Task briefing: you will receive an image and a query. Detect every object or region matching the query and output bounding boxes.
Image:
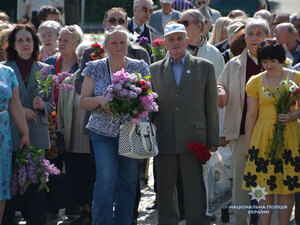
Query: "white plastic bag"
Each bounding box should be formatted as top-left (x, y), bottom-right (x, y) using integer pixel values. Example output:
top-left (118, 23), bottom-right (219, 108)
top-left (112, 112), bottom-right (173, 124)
top-left (202, 151), bottom-right (232, 216)
top-left (217, 145), bottom-right (232, 179)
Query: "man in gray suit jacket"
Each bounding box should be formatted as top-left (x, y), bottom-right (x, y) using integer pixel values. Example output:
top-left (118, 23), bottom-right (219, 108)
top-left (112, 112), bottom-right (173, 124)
top-left (150, 22), bottom-right (219, 225)
top-left (149, 0), bottom-right (181, 35)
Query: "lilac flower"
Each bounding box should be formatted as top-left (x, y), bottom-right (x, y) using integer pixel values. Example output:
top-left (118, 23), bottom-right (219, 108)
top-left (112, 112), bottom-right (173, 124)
top-left (152, 92), bottom-right (158, 99)
top-left (18, 165), bottom-right (27, 187)
top-left (140, 95), bottom-right (154, 105)
top-left (131, 118), bottom-right (141, 124)
top-left (128, 91), bottom-right (138, 99)
top-left (27, 160), bottom-right (38, 184)
top-left (133, 87), bottom-right (142, 94)
top-left (39, 65), bottom-right (54, 76)
top-left (146, 81), bottom-right (151, 88)
top-left (139, 36), bottom-right (150, 45)
top-left (115, 84), bottom-right (123, 91)
top-left (121, 89), bottom-right (129, 97)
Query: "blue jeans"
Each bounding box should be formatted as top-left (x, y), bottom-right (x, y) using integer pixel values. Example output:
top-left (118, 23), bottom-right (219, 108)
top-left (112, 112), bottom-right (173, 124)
top-left (90, 131), bottom-right (139, 225)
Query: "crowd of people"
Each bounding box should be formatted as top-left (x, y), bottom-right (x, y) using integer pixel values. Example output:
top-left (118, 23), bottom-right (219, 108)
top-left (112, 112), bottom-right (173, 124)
top-left (0, 0), bottom-right (300, 225)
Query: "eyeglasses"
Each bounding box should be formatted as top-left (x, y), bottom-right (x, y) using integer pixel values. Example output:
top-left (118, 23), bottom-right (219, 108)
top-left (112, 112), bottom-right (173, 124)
top-left (141, 6), bottom-right (153, 14)
top-left (258, 39), bottom-right (278, 48)
top-left (177, 20), bottom-right (197, 27)
top-left (107, 17), bottom-right (126, 25)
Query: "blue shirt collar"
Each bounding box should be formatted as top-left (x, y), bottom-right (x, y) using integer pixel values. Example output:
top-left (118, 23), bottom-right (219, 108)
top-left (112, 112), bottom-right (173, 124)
top-left (170, 52), bottom-right (188, 65)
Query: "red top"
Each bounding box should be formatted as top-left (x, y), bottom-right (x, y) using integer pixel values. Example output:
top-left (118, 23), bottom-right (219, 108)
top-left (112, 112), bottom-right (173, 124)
top-left (16, 56), bottom-right (34, 87)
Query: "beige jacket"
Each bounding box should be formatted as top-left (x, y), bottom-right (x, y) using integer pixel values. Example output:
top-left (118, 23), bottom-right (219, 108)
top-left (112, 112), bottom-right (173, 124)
top-left (217, 49), bottom-right (248, 141)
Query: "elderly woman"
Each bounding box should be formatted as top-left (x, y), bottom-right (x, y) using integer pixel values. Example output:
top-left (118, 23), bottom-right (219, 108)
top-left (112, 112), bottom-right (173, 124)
top-left (2, 24), bottom-right (54, 225)
top-left (217, 18), bottom-right (270, 225)
top-left (0, 64), bottom-right (29, 223)
top-left (38, 20), bottom-right (61, 62)
top-left (80, 25), bottom-right (150, 225)
top-left (57, 41), bottom-right (95, 225)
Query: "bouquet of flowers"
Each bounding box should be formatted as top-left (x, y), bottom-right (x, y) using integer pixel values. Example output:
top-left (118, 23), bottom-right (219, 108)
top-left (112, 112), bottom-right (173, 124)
top-left (10, 145), bottom-right (61, 196)
top-left (152, 38), bottom-right (166, 62)
top-left (104, 69), bottom-right (159, 124)
top-left (262, 76), bottom-right (300, 159)
top-left (188, 142), bottom-right (211, 164)
top-left (89, 43), bottom-right (104, 60)
top-left (34, 65), bottom-right (74, 98)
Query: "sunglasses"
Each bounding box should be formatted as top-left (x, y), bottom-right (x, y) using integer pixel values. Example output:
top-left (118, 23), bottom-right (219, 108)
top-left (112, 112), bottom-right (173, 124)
top-left (178, 20), bottom-right (197, 27)
top-left (141, 6), bottom-right (153, 14)
top-left (67, 25), bottom-right (76, 32)
top-left (258, 39), bottom-right (278, 48)
top-left (107, 17), bottom-right (126, 25)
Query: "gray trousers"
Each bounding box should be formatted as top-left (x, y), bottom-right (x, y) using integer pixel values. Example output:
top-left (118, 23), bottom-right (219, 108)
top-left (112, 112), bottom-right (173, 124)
top-left (156, 153), bottom-right (209, 225)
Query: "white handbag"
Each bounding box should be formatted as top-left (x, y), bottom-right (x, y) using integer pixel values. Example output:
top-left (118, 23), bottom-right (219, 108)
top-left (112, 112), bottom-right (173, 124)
top-left (118, 121), bottom-right (159, 159)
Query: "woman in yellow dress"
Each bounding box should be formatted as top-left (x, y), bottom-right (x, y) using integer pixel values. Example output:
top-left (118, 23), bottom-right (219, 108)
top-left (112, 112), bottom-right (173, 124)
top-left (242, 39), bottom-right (300, 225)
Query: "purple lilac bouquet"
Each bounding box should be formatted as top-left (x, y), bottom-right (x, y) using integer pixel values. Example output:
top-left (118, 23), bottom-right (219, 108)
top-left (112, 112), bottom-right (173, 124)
top-left (104, 69), bottom-right (159, 124)
top-left (10, 145), bottom-right (60, 196)
top-left (35, 65), bottom-right (74, 97)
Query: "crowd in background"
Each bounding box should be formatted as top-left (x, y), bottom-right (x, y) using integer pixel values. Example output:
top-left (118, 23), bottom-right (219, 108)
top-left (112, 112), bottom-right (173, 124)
top-left (0, 0), bottom-right (300, 225)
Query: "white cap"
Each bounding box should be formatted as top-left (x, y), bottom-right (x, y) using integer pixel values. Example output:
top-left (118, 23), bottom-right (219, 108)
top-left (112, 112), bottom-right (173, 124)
top-left (164, 23), bottom-right (187, 36)
top-left (160, 0), bottom-right (172, 3)
top-left (227, 22), bottom-right (245, 42)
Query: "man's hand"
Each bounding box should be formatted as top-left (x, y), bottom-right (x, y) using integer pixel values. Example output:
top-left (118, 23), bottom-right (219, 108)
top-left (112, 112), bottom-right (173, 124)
top-left (217, 86), bottom-right (227, 108)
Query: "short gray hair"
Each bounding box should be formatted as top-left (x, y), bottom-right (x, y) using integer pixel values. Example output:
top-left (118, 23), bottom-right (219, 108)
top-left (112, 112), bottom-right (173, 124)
top-left (104, 25), bottom-right (129, 47)
top-left (245, 18), bottom-right (270, 36)
top-left (75, 41), bottom-right (93, 58)
top-left (59, 24), bottom-right (84, 45)
top-left (180, 9), bottom-right (205, 33)
top-left (290, 13), bottom-right (300, 24)
top-left (133, 0), bottom-right (153, 7)
top-left (274, 22), bottom-right (296, 35)
top-left (38, 20), bottom-right (62, 38)
top-left (253, 10), bottom-right (272, 23)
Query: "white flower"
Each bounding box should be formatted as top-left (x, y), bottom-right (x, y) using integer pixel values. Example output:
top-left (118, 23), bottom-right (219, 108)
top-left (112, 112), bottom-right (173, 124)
top-left (262, 87), bottom-right (272, 98)
top-left (280, 80), bottom-right (287, 86)
top-left (289, 84), bottom-right (298, 92)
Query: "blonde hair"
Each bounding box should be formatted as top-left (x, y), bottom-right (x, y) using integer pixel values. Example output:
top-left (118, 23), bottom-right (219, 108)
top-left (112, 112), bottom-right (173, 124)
top-left (0, 28), bottom-right (13, 49)
top-left (208, 17), bottom-right (232, 45)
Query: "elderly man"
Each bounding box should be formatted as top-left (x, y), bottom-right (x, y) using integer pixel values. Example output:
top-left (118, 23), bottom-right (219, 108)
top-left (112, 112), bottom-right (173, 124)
top-left (290, 13), bottom-right (300, 41)
top-left (217, 18), bottom-right (270, 225)
top-left (150, 22), bottom-right (219, 225)
top-left (194, 0), bottom-right (221, 25)
top-left (275, 22), bottom-right (300, 66)
top-left (149, 0), bottom-right (181, 35)
top-left (128, 0), bottom-right (159, 42)
top-left (180, 9), bottom-right (225, 80)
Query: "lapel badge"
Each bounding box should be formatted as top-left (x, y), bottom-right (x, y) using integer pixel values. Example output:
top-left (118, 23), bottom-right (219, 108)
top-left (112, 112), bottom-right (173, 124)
top-left (186, 70), bottom-right (191, 74)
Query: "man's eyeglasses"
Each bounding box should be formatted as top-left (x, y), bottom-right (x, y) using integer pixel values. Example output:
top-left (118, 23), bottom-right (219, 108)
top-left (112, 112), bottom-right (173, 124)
top-left (141, 6), bottom-right (153, 14)
top-left (258, 39), bottom-right (278, 48)
top-left (178, 20), bottom-right (197, 27)
top-left (107, 17), bottom-right (126, 25)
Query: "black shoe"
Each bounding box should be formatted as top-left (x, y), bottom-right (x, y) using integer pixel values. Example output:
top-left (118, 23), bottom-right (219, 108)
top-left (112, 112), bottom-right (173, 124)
top-left (70, 210), bottom-right (91, 225)
top-left (146, 201), bottom-right (157, 210)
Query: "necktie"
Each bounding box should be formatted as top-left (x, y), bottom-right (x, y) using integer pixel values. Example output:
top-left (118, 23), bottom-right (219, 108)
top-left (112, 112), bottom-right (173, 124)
top-left (134, 27), bottom-right (141, 35)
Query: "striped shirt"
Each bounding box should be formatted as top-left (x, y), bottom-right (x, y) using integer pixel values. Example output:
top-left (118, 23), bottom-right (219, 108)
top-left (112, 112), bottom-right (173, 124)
top-left (172, 0), bottom-right (195, 12)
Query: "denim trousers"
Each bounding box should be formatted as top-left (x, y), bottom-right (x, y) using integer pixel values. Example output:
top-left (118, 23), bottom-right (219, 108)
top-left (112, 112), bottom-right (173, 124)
top-left (90, 131), bottom-right (139, 225)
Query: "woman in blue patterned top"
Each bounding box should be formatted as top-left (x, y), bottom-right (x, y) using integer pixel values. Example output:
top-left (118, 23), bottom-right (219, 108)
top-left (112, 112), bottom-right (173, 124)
top-left (80, 26), bottom-right (150, 225)
top-left (0, 64), bottom-right (29, 223)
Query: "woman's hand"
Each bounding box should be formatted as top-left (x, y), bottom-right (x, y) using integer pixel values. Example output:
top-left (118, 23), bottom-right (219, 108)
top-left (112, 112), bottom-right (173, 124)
top-left (19, 133), bottom-right (30, 149)
top-left (278, 113), bottom-right (292, 125)
top-left (32, 96), bottom-right (44, 110)
top-left (98, 96), bottom-right (111, 113)
top-left (23, 107), bottom-right (37, 121)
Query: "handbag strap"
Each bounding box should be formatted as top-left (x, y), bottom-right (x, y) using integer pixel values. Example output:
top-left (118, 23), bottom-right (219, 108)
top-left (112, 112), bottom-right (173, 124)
top-left (56, 54), bottom-right (61, 74)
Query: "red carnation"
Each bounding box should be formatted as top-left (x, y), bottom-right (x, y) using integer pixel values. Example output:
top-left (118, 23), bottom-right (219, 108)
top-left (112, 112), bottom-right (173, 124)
top-left (141, 87), bottom-right (148, 93)
top-left (188, 142), bottom-right (211, 164)
top-left (92, 43), bottom-right (101, 48)
top-left (139, 80), bottom-right (146, 86)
